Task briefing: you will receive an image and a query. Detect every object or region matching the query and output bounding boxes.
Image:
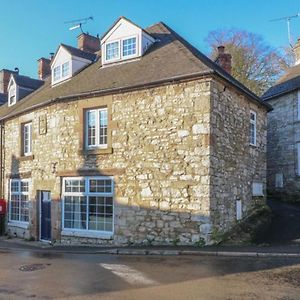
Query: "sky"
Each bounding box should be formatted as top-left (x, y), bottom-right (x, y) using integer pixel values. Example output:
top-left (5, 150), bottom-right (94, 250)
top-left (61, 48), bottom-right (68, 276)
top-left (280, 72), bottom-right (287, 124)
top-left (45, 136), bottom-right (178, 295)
top-left (1, 0), bottom-right (300, 79)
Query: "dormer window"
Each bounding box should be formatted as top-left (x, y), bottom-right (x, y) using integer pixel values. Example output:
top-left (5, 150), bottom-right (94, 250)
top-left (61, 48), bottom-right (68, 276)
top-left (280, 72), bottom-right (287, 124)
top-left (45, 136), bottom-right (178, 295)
top-left (106, 41), bottom-right (120, 61)
top-left (53, 66), bottom-right (61, 82)
top-left (51, 44), bottom-right (96, 86)
top-left (62, 62), bottom-right (70, 77)
top-left (9, 86), bottom-right (16, 106)
top-left (123, 37), bottom-right (137, 57)
top-left (101, 17), bottom-right (155, 66)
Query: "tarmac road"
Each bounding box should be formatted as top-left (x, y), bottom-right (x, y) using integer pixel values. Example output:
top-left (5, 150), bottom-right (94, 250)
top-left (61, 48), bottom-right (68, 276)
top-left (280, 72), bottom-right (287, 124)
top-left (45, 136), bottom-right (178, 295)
top-left (0, 249), bottom-right (300, 299)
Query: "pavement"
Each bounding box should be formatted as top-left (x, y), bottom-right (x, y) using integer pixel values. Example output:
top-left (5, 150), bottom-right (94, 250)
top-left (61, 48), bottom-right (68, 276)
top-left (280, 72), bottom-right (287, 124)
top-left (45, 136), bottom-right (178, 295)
top-left (1, 199), bottom-right (300, 258)
top-left (1, 236), bottom-right (300, 257)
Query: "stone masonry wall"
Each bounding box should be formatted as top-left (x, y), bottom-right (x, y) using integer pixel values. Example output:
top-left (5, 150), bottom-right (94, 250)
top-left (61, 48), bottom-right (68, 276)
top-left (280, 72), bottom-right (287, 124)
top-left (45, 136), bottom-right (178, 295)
top-left (4, 78), bottom-right (213, 245)
top-left (209, 80), bottom-right (267, 232)
top-left (267, 91), bottom-right (300, 201)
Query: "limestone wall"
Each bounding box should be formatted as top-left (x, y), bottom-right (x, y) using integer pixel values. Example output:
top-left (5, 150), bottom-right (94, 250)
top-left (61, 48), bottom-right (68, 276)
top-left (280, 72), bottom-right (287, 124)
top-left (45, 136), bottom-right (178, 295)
top-left (267, 91), bottom-right (300, 201)
top-left (209, 80), bottom-right (267, 232)
top-left (4, 79), bottom-right (213, 245)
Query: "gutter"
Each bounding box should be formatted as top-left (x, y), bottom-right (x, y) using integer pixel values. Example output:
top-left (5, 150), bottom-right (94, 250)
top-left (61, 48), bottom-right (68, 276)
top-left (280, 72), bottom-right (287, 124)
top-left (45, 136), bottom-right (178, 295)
top-left (0, 70), bottom-right (271, 121)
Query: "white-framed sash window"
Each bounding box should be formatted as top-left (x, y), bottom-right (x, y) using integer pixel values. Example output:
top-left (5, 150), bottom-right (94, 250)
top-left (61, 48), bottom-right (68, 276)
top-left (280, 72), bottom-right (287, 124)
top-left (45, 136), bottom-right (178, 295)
top-left (250, 110), bottom-right (257, 146)
top-left (86, 108), bottom-right (108, 149)
top-left (23, 122), bottom-right (32, 156)
top-left (9, 179), bottom-right (30, 223)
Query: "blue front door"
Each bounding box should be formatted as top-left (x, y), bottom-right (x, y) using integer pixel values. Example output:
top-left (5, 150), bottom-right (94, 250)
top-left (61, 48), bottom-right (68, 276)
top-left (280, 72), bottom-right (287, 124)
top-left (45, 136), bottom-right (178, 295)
top-left (40, 191), bottom-right (51, 241)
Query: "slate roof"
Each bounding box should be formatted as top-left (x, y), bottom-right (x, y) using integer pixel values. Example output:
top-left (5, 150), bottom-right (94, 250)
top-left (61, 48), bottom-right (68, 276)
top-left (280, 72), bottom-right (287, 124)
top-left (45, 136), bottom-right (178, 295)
top-left (12, 74), bottom-right (44, 90)
top-left (61, 44), bottom-right (97, 61)
top-left (0, 93), bottom-right (7, 105)
top-left (0, 22), bottom-right (271, 121)
top-left (263, 64), bottom-right (300, 100)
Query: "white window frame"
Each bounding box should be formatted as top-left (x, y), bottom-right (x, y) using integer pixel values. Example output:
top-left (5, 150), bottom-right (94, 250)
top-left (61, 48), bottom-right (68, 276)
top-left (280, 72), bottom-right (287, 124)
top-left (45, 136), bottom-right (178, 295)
top-left (61, 176), bottom-right (114, 237)
top-left (85, 107), bottom-right (108, 149)
top-left (62, 61), bottom-right (70, 78)
top-left (122, 36), bottom-right (137, 58)
top-left (53, 65), bottom-right (61, 82)
top-left (23, 122), bottom-right (32, 156)
top-left (104, 35), bottom-right (139, 64)
top-left (250, 110), bottom-right (257, 146)
top-left (8, 86), bottom-right (17, 106)
top-left (105, 40), bottom-right (120, 62)
top-left (8, 179), bottom-right (30, 225)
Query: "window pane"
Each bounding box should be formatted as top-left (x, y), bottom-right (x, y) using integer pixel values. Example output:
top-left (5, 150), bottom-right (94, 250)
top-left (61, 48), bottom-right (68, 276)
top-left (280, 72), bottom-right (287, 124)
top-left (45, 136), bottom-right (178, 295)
top-left (11, 181), bottom-right (19, 193)
top-left (89, 179), bottom-right (112, 193)
top-left (65, 179), bottom-right (85, 193)
top-left (88, 196), bottom-right (113, 232)
top-left (62, 62), bottom-right (69, 77)
top-left (53, 66), bottom-right (60, 81)
top-left (123, 37), bottom-right (136, 57)
top-left (23, 123), bottom-right (32, 155)
top-left (99, 109), bottom-right (108, 146)
top-left (21, 181), bottom-right (29, 193)
top-left (10, 194), bottom-right (19, 221)
top-left (20, 195), bottom-right (29, 222)
top-left (64, 196), bottom-right (87, 229)
top-left (87, 110), bottom-right (96, 146)
top-left (106, 41), bottom-right (119, 60)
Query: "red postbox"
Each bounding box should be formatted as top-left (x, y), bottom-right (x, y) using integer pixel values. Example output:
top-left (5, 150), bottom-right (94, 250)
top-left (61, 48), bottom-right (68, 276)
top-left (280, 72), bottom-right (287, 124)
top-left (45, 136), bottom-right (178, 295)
top-left (0, 199), bottom-right (6, 215)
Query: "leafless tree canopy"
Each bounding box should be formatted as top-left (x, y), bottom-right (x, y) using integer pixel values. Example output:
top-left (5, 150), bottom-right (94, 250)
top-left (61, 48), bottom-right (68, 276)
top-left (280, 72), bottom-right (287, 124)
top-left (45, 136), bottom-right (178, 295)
top-left (206, 29), bottom-right (293, 96)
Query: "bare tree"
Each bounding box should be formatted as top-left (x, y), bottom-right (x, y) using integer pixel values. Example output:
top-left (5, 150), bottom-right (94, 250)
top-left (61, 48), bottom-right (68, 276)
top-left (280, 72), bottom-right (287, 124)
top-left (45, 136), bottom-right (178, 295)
top-left (206, 29), bottom-right (292, 96)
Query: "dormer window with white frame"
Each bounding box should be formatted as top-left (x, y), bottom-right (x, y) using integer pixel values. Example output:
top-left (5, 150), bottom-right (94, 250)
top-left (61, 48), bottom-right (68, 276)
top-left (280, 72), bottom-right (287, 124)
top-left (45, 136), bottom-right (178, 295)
top-left (8, 86), bottom-right (16, 106)
top-left (101, 17), bottom-right (155, 66)
top-left (51, 44), bottom-right (96, 86)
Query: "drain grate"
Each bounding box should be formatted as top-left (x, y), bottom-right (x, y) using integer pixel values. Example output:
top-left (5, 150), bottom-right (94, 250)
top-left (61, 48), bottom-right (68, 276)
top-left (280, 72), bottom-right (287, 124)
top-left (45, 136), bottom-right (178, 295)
top-left (19, 263), bottom-right (50, 272)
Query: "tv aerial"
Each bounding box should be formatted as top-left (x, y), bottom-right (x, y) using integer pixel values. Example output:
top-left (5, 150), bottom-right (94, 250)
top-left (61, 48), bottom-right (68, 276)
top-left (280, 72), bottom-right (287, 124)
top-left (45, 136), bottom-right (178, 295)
top-left (64, 16), bottom-right (94, 33)
top-left (270, 13), bottom-right (300, 47)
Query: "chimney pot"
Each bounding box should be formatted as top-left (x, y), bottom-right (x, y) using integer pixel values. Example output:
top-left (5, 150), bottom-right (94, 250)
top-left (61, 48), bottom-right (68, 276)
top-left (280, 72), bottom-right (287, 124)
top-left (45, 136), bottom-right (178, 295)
top-left (215, 45), bottom-right (232, 74)
top-left (77, 33), bottom-right (100, 53)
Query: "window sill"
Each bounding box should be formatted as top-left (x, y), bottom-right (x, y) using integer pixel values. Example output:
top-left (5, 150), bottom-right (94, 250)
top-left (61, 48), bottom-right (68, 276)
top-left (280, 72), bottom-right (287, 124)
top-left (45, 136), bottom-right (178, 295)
top-left (79, 148), bottom-right (113, 156)
top-left (19, 155), bottom-right (34, 162)
top-left (61, 229), bottom-right (113, 239)
top-left (8, 222), bottom-right (29, 229)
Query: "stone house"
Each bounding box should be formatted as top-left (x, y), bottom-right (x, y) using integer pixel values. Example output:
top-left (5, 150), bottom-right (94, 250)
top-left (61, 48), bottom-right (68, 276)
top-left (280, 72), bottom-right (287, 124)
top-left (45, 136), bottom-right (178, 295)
top-left (0, 17), bottom-right (270, 245)
top-left (263, 39), bottom-right (300, 202)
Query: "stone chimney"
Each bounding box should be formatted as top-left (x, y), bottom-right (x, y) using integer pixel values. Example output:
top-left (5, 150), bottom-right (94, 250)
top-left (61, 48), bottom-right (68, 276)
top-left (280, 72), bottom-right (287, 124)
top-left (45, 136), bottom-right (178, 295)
top-left (37, 57), bottom-right (51, 80)
top-left (293, 38), bottom-right (300, 65)
top-left (0, 69), bottom-right (17, 94)
top-left (77, 33), bottom-right (100, 53)
top-left (215, 45), bottom-right (232, 74)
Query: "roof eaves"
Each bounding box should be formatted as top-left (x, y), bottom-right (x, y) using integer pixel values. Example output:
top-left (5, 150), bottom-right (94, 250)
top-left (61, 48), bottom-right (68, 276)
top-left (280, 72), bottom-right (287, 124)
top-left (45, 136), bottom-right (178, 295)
top-left (0, 71), bottom-right (214, 122)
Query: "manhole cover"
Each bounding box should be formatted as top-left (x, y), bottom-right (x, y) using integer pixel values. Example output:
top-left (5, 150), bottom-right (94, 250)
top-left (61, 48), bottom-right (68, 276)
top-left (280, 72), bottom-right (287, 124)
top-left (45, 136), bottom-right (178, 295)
top-left (19, 264), bottom-right (48, 272)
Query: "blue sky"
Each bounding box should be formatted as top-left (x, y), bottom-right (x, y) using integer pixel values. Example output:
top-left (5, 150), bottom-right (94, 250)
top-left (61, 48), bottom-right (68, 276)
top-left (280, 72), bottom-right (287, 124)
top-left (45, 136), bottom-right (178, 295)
top-left (1, 0), bottom-right (300, 78)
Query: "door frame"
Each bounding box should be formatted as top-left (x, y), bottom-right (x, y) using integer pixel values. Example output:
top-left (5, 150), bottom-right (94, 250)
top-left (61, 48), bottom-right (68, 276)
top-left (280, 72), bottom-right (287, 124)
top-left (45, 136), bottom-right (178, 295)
top-left (39, 190), bottom-right (51, 242)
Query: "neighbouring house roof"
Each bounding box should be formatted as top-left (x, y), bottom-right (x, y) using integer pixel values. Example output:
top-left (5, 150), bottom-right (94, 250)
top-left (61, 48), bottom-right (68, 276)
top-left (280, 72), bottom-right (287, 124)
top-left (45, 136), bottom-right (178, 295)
top-left (262, 64), bottom-right (300, 100)
top-left (0, 93), bottom-right (7, 105)
top-left (0, 21), bottom-right (271, 121)
top-left (60, 44), bottom-right (97, 61)
top-left (12, 74), bottom-right (44, 90)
